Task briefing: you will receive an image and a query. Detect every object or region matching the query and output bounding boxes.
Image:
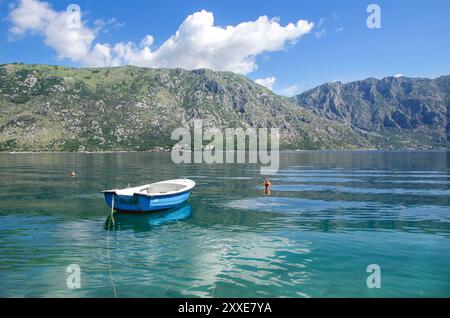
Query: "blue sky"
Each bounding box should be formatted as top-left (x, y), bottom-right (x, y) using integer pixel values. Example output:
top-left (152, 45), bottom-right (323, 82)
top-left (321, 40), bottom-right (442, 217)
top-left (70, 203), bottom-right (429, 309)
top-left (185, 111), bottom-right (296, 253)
top-left (1, 0), bottom-right (449, 94)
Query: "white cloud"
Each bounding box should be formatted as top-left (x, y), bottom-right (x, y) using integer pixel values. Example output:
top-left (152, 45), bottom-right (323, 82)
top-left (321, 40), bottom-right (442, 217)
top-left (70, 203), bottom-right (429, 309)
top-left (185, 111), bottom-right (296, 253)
top-left (9, 0), bottom-right (53, 35)
top-left (315, 29), bottom-right (327, 39)
top-left (278, 84), bottom-right (301, 97)
top-left (8, 0), bottom-right (314, 74)
top-left (314, 15), bottom-right (344, 40)
top-left (278, 84), bottom-right (302, 97)
top-left (317, 18), bottom-right (325, 28)
top-left (139, 35), bottom-right (154, 48)
top-left (93, 17), bottom-right (125, 35)
top-left (9, 0), bottom-right (95, 61)
top-left (84, 10), bottom-right (314, 74)
top-left (255, 76), bottom-right (276, 90)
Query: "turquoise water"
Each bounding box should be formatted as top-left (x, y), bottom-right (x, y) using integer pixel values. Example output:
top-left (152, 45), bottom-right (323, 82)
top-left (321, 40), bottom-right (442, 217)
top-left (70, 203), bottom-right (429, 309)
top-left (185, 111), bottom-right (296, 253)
top-left (0, 151), bottom-right (449, 297)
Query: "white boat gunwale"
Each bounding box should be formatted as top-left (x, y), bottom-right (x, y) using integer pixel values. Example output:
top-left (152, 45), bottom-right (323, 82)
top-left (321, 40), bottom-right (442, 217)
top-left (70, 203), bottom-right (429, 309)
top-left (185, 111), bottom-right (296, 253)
top-left (101, 179), bottom-right (195, 198)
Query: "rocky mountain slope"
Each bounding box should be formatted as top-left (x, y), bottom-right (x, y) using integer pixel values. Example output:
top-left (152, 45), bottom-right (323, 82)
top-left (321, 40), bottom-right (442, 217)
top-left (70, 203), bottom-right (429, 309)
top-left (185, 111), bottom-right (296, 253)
top-left (292, 76), bottom-right (449, 148)
top-left (0, 64), bottom-right (367, 151)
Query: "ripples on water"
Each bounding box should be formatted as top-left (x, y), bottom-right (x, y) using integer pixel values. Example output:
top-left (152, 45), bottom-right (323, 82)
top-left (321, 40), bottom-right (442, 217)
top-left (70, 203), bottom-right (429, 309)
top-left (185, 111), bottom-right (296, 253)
top-left (0, 151), bottom-right (449, 297)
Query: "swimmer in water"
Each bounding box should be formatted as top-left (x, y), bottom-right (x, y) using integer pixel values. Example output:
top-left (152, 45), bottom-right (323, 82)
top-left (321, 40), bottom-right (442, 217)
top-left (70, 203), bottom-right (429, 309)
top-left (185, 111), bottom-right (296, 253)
top-left (264, 176), bottom-right (271, 195)
top-left (70, 171), bottom-right (76, 178)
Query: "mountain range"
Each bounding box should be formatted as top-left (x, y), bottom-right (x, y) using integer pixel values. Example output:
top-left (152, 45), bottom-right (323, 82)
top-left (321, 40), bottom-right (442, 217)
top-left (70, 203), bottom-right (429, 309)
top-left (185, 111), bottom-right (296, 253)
top-left (292, 75), bottom-right (449, 149)
top-left (0, 63), bottom-right (448, 151)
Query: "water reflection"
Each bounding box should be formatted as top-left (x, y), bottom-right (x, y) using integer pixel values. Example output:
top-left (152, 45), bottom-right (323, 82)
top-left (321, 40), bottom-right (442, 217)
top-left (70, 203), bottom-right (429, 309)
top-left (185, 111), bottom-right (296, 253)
top-left (105, 204), bottom-right (192, 231)
top-left (0, 151), bottom-right (449, 297)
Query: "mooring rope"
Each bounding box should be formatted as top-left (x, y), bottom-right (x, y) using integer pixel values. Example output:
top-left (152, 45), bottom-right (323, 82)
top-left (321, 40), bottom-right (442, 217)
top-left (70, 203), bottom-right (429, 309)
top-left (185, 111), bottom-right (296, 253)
top-left (106, 195), bottom-right (118, 298)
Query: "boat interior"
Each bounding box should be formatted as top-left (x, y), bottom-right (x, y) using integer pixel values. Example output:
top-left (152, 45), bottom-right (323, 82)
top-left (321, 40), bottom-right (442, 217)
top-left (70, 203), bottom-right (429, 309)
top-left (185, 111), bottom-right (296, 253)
top-left (141, 183), bottom-right (187, 195)
top-left (107, 180), bottom-right (193, 196)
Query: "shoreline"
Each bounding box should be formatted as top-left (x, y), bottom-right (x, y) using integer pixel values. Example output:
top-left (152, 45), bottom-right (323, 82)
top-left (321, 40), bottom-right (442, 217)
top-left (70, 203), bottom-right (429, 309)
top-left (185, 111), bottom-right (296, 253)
top-left (1, 148), bottom-right (448, 154)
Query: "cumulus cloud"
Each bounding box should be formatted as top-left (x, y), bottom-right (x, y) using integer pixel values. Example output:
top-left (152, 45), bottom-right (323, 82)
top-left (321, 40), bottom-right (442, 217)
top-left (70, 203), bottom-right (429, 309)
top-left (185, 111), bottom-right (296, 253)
top-left (139, 35), bottom-right (154, 48)
top-left (9, 0), bottom-right (53, 35)
top-left (278, 84), bottom-right (301, 97)
top-left (255, 76), bottom-right (276, 90)
top-left (83, 10), bottom-right (313, 74)
top-left (9, 0), bottom-right (95, 61)
top-left (8, 0), bottom-right (313, 74)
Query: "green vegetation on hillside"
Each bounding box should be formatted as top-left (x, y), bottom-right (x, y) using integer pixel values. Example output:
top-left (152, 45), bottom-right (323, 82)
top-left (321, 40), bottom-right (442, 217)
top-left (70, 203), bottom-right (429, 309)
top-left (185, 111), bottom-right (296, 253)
top-left (0, 64), bottom-right (369, 152)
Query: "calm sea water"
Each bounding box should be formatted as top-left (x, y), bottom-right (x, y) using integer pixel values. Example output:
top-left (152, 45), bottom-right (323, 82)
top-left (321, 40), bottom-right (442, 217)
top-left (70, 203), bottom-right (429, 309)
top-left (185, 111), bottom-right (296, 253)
top-left (0, 151), bottom-right (449, 297)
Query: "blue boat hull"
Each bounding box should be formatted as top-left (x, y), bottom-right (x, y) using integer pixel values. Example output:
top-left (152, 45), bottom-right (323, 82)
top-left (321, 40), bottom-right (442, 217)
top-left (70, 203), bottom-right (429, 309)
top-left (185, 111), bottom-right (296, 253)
top-left (106, 204), bottom-right (192, 230)
top-left (104, 190), bottom-right (192, 213)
